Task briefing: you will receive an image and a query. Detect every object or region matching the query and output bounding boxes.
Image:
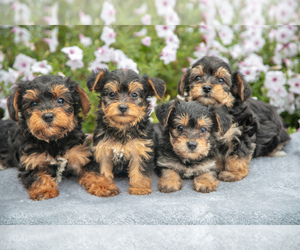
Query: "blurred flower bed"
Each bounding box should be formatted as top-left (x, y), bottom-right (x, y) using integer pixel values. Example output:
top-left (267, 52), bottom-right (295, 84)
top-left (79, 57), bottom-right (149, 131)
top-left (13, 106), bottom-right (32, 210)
top-left (0, 25), bottom-right (299, 133)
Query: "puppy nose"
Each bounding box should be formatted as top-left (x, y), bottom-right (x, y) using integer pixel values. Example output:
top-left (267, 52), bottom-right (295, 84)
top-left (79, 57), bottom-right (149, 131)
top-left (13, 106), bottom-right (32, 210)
top-left (187, 141), bottom-right (197, 150)
top-left (42, 113), bottom-right (54, 123)
top-left (118, 104), bottom-right (128, 113)
top-left (202, 85), bottom-right (212, 93)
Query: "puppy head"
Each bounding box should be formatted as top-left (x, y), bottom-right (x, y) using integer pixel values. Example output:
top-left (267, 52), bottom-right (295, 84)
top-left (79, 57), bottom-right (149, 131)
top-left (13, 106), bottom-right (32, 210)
top-left (7, 75), bottom-right (90, 141)
top-left (86, 69), bottom-right (166, 128)
top-left (156, 100), bottom-right (231, 161)
top-left (178, 56), bottom-right (252, 107)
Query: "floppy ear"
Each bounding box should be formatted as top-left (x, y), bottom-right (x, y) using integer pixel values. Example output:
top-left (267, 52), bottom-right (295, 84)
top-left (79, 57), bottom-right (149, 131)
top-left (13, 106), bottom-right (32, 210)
top-left (231, 71), bottom-right (252, 102)
top-left (213, 106), bottom-right (232, 136)
top-left (143, 75), bottom-right (166, 99)
top-left (7, 88), bottom-right (21, 122)
top-left (155, 101), bottom-right (177, 127)
top-left (177, 69), bottom-right (190, 97)
top-left (75, 86), bottom-right (90, 117)
top-left (86, 69), bottom-right (108, 92)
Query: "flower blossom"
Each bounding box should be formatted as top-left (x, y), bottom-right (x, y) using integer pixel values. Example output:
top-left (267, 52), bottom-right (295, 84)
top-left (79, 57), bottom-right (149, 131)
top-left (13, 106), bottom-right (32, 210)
top-left (79, 34), bottom-right (92, 47)
top-left (31, 60), bottom-right (52, 75)
top-left (141, 36), bottom-right (151, 47)
top-left (61, 46), bottom-right (84, 70)
top-left (100, 26), bottom-right (117, 46)
top-left (43, 27), bottom-right (59, 53)
top-left (43, 2), bottom-right (59, 25)
top-left (100, 1), bottom-right (116, 25)
top-left (79, 11), bottom-right (92, 25)
top-left (12, 2), bottom-right (31, 24)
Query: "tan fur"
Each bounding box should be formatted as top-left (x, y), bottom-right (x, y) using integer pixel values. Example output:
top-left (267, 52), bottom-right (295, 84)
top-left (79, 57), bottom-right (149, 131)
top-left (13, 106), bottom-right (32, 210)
top-left (23, 89), bottom-right (39, 101)
top-left (104, 81), bottom-right (119, 94)
top-left (51, 85), bottom-right (69, 98)
top-left (190, 65), bottom-right (203, 77)
top-left (63, 144), bottom-right (92, 174)
top-left (174, 113), bottom-right (189, 127)
top-left (21, 152), bottom-right (55, 170)
top-left (78, 171), bottom-right (120, 197)
top-left (158, 169), bottom-right (182, 193)
top-left (197, 116), bottom-right (212, 128)
top-left (148, 78), bottom-right (165, 99)
top-left (178, 71), bottom-right (188, 96)
top-left (13, 89), bottom-right (20, 121)
top-left (194, 172), bottom-right (219, 193)
top-left (215, 67), bottom-right (230, 78)
top-left (237, 74), bottom-right (245, 101)
top-left (28, 173), bottom-right (59, 200)
top-left (92, 70), bottom-right (106, 92)
top-left (76, 86), bottom-right (90, 116)
top-left (128, 81), bottom-right (143, 93)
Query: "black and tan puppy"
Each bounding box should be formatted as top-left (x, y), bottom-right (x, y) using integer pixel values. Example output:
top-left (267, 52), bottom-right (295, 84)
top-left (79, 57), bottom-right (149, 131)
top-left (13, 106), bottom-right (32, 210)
top-left (154, 100), bottom-right (231, 193)
top-left (0, 75), bottom-right (114, 200)
top-left (178, 56), bottom-right (290, 182)
top-left (86, 69), bottom-right (166, 196)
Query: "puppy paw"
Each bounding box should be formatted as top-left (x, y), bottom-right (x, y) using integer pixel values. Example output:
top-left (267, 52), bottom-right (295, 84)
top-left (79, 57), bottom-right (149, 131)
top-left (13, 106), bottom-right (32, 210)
top-left (158, 180), bottom-right (182, 193)
top-left (218, 170), bottom-right (246, 182)
top-left (193, 173), bottom-right (219, 193)
top-left (128, 187), bottom-right (152, 195)
top-left (29, 188), bottom-right (59, 201)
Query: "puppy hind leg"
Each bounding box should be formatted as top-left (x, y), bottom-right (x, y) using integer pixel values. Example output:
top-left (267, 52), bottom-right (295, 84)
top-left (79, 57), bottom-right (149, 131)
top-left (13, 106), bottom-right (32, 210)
top-left (158, 169), bottom-right (182, 193)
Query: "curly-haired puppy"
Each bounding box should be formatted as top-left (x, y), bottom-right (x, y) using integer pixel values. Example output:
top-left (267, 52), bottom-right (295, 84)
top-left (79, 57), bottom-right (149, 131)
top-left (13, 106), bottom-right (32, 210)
top-left (86, 69), bottom-right (166, 196)
top-left (154, 100), bottom-right (231, 193)
top-left (0, 75), bottom-right (115, 200)
top-left (177, 56), bottom-right (290, 182)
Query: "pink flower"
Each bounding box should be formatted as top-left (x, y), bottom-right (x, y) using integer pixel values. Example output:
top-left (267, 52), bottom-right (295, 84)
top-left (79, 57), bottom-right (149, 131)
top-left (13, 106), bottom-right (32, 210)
top-left (155, 25), bottom-right (175, 38)
top-left (134, 27), bottom-right (148, 37)
top-left (43, 27), bottom-right (59, 53)
top-left (43, 3), bottom-right (59, 25)
top-left (13, 54), bottom-right (36, 72)
top-left (217, 26), bottom-right (234, 45)
top-left (94, 46), bottom-right (115, 63)
top-left (61, 46), bottom-right (83, 61)
top-left (155, 0), bottom-right (176, 16)
top-left (288, 76), bottom-right (300, 95)
top-left (100, 1), bottom-right (116, 25)
top-left (147, 97), bottom-right (157, 115)
top-left (274, 3), bottom-right (294, 23)
top-left (89, 59), bottom-right (108, 72)
top-left (134, 3), bottom-right (147, 15)
top-left (165, 9), bottom-right (180, 25)
top-left (65, 60), bottom-right (84, 70)
top-left (275, 26), bottom-right (294, 44)
top-left (160, 45), bottom-right (177, 65)
top-left (12, 26), bottom-right (31, 44)
top-left (12, 2), bottom-right (31, 24)
top-left (113, 50), bottom-right (139, 73)
top-left (141, 36), bottom-right (151, 47)
top-left (31, 60), bottom-right (52, 75)
top-left (0, 68), bottom-right (20, 86)
top-left (79, 11), bottom-right (92, 25)
top-left (264, 71), bottom-right (286, 90)
top-left (165, 32), bottom-right (180, 49)
top-left (142, 14), bottom-right (151, 25)
top-left (79, 34), bottom-right (92, 47)
top-left (100, 26), bottom-right (116, 46)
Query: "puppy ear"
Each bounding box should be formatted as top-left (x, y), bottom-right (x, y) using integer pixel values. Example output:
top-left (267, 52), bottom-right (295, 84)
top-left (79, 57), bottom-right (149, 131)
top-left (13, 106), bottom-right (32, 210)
top-left (7, 88), bottom-right (20, 122)
top-left (155, 101), bottom-right (177, 126)
top-left (86, 69), bottom-right (108, 92)
top-left (143, 75), bottom-right (166, 99)
top-left (177, 69), bottom-right (190, 96)
top-left (213, 106), bottom-right (232, 136)
top-left (231, 71), bottom-right (252, 102)
top-left (75, 86), bottom-right (90, 117)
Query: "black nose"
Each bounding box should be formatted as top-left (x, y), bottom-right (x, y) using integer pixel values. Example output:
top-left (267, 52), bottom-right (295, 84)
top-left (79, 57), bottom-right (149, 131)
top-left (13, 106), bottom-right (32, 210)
top-left (187, 141), bottom-right (197, 150)
top-left (42, 113), bottom-right (54, 123)
top-left (202, 85), bottom-right (212, 93)
top-left (118, 104), bottom-right (128, 113)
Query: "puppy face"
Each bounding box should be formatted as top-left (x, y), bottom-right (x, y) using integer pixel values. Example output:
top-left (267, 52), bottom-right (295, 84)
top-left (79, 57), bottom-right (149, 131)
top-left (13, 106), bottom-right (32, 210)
top-left (156, 100), bottom-right (232, 161)
top-left (178, 56), bottom-right (252, 107)
top-left (8, 75), bottom-right (90, 141)
top-left (87, 69), bottom-right (166, 129)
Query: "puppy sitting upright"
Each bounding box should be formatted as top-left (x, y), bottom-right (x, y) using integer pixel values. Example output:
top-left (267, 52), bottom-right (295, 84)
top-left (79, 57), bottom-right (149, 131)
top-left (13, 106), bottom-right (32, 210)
top-left (2, 75), bottom-right (113, 200)
top-left (86, 69), bottom-right (166, 196)
top-left (154, 100), bottom-right (231, 193)
top-left (178, 56), bottom-right (290, 182)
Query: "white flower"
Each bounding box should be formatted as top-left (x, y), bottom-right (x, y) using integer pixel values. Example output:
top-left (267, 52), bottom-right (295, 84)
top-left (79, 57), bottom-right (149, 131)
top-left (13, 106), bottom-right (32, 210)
top-left (79, 11), bottom-right (92, 25)
top-left (134, 27), bottom-right (148, 37)
top-left (79, 34), bottom-right (92, 47)
top-left (12, 2), bottom-right (31, 24)
top-left (89, 59), bottom-right (108, 72)
top-left (12, 26), bottom-right (31, 44)
top-left (43, 27), bottom-right (59, 53)
top-left (61, 46), bottom-right (83, 61)
top-left (100, 26), bottom-right (116, 46)
top-left (0, 68), bottom-right (20, 86)
top-left (134, 3), bottom-right (147, 15)
top-left (193, 42), bottom-right (208, 60)
top-left (155, 0), bottom-right (176, 16)
top-left (264, 71), bottom-right (286, 90)
top-left (147, 97), bottom-right (157, 115)
top-left (155, 25), bottom-right (176, 38)
top-left (165, 9), bottom-right (180, 25)
top-left (282, 43), bottom-right (298, 58)
top-left (275, 26), bottom-right (295, 44)
top-left (160, 45), bottom-right (177, 65)
top-left (142, 14), bottom-right (151, 25)
top-left (22, 70), bottom-right (35, 81)
top-left (0, 98), bottom-right (7, 111)
top-left (117, 58), bottom-right (139, 73)
top-left (218, 1), bottom-right (234, 24)
top-left (0, 51), bottom-right (5, 64)
top-left (94, 45), bottom-right (115, 63)
top-left (66, 60), bottom-right (84, 70)
top-left (31, 60), bottom-right (52, 75)
top-left (288, 76), bottom-right (300, 95)
top-left (43, 2), bottom-right (59, 25)
top-left (13, 54), bottom-right (36, 72)
top-left (274, 2), bottom-right (295, 23)
top-left (165, 31), bottom-right (180, 49)
top-left (217, 26), bottom-right (234, 45)
top-left (141, 36), bottom-right (151, 47)
top-left (230, 44), bottom-right (243, 59)
top-left (100, 1), bottom-right (116, 25)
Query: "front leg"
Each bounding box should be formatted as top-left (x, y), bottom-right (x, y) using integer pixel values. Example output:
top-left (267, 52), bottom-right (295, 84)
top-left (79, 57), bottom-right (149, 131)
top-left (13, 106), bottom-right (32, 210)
top-left (193, 172), bottom-right (220, 193)
top-left (158, 169), bottom-right (182, 193)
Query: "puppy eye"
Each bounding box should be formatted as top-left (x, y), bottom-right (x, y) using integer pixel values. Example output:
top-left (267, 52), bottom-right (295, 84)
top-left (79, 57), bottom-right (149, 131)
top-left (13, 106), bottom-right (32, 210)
top-left (57, 98), bottom-right (65, 105)
top-left (177, 125), bottom-right (184, 132)
top-left (109, 92), bottom-right (116, 98)
top-left (30, 101), bottom-right (37, 108)
top-left (131, 92), bottom-right (138, 98)
top-left (195, 76), bottom-right (201, 81)
top-left (218, 78), bottom-right (224, 83)
top-left (201, 127), bottom-right (207, 134)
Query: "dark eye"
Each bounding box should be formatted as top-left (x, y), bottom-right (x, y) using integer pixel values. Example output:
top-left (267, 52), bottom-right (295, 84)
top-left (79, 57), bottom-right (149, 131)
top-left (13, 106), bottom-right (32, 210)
top-left (109, 92), bottom-right (116, 98)
top-left (30, 101), bottom-right (37, 108)
top-left (177, 125), bottom-right (184, 132)
top-left (57, 98), bottom-right (65, 105)
top-left (201, 127), bottom-right (207, 134)
top-left (218, 78), bottom-right (224, 83)
top-left (195, 76), bottom-right (201, 81)
top-left (131, 92), bottom-right (138, 98)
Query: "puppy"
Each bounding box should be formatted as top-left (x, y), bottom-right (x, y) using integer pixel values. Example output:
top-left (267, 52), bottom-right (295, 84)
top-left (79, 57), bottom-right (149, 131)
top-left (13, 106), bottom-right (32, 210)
top-left (178, 56), bottom-right (290, 182)
top-left (154, 100), bottom-right (231, 193)
top-left (1, 75), bottom-right (114, 200)
top-left (86, 69), bottom-right (166, 196)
